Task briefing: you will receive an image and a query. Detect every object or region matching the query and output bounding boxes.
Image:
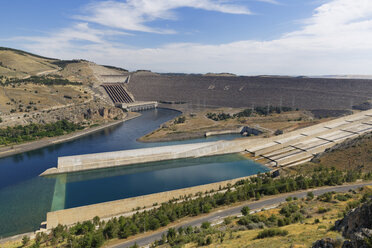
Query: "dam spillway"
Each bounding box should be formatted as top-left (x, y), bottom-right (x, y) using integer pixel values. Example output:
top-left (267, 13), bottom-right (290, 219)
top-left (41, 109), bottom-right (372, 176)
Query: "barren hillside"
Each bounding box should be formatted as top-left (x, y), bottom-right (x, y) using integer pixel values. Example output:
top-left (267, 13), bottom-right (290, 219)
top-left (0, 47), bottom-right (128, 128)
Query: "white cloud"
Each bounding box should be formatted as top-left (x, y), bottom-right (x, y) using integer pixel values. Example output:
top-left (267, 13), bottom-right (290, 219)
top-left (76, 0), bottom-right (251, 34)
top-left (13, 0), bottom-right (372, 75)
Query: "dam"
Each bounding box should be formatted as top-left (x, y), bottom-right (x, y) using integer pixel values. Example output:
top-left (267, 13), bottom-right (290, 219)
top-left (41, 109), bottom-right (372, 176)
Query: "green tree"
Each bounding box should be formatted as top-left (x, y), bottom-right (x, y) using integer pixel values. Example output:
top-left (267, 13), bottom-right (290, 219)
top-left (241, 206), bottom-right (251, 216)
top-left (201, 222), bottom-right (211, 229)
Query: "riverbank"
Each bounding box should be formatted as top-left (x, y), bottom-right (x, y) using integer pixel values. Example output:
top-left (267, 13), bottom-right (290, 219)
top-left (0, 112), bottom-right (141, 159)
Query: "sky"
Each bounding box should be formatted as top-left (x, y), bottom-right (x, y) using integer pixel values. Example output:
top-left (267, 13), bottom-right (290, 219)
top-left (1, 0), bottom-right (372, 75)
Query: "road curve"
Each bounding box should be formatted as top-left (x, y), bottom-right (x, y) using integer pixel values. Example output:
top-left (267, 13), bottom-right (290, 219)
top-left (111, 181), bottom-right (372, 248)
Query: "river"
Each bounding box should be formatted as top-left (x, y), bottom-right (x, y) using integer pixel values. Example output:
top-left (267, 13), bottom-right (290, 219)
top-left (0, 108), bottom-right (268, 238)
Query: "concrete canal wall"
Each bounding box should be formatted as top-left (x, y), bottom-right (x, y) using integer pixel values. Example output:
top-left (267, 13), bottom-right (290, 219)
top-left (41, 141), bottom-right (236, 175)
top-left (46, 174), bottom-right (254, 229)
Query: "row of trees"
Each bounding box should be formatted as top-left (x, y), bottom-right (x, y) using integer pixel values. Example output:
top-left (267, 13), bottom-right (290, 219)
top-left (34, 167), bottom-right (372, 248)
top-left (206, 105), bottom-right (293, 121)
top-left (1, 76), bottom-right (82, 86)
top-left (0, 120), bottom-right (83, 145)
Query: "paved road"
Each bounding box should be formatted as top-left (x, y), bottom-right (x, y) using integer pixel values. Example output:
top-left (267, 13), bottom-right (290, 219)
top-left (111, 182), bottom-right (372, 248)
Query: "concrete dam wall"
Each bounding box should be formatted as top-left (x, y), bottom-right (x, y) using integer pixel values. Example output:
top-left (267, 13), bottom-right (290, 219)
top-left (127, 73), bottom-right (372, 110)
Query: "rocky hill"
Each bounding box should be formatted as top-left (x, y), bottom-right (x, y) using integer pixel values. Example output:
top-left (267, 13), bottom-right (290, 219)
top-left (312, 199), bottom-right (372, 248)
top-left (335, 199), bottom-right (372, 247)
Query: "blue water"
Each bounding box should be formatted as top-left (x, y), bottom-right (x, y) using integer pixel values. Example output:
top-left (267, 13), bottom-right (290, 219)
top-left (64, 154), bottom-right (268, 208)
top-left (0, 109), bottom-right (267, 238)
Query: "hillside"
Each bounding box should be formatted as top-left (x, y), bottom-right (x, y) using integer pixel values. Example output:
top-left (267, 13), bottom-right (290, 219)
top-left (0, 47), bottom-right (128, 129)
top-left (310, 131), bottom-right (372, 172)
top-left (0, 47), bottom-right (58, 78)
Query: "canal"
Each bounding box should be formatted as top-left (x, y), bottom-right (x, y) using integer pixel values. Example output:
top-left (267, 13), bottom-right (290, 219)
top-left (0, 109), bottom-right (268, 238)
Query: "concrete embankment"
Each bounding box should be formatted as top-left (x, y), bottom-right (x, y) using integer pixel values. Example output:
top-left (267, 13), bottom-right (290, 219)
top-left (46, 174), bottom-right (255, 229)
top-left (41, 140), bottom-right (246, 175)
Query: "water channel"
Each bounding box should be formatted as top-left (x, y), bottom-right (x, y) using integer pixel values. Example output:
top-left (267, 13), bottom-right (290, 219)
top-left (0, 108), bottom-right (268, 238)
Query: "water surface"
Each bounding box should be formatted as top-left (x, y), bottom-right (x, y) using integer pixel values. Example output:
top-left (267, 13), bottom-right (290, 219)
top-left (0, 109), bottom-right (266, 237)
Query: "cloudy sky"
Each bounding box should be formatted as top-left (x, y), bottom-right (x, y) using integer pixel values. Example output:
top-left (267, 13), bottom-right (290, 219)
top-left (1, 0), bottom-right (372, 75)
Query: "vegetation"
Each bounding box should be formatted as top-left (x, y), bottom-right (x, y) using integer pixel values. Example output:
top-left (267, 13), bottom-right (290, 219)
top-left (147, 188), bottom-right (372, 247)
top-left (206, 105), bottom-right (293, 121)
top-left (174, 116), bottom-right (186, 124)
top-left (0, 120), bottom-right (83, 146)
top-left (206, 112), bottom-right (232, 121)
top-left (256, 228), bottom-right (288, 239)
top-left (309, 131), bottom-right (372, 173)
top-left (20, 167), bottom-right (371, 248)
top-left (52, 59), bottom-right (84, 69)
top-left (1, 75), bottom-right (82, 86)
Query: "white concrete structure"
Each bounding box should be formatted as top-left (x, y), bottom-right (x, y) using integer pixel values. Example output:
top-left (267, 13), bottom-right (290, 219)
top-left (41, 109), bottom-right (372, 176)
top-left (117, 101), bottom-right (158, 112)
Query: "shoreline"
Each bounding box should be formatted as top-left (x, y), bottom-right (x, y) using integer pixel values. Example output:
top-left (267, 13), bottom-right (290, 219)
top-left (137, 131), bottom-right (207, 143)
top-left (0, 112), bottom-right (141, 159)
top-left (137, 129), bottom-right (245, 143)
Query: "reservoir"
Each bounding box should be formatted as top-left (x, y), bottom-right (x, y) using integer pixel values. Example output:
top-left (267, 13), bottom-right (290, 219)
top-left (0, 109), bottom-right (268, 238)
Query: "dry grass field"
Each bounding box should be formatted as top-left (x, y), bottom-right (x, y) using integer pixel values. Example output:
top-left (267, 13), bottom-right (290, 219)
top-left (139, 107), bottom-right (327, 142)
top-left (0, 84), bottom-right (90, 114)
top-left (285, 131), bottom-right (372, 175)
top-left (0, 49), bottom-right (58, 78)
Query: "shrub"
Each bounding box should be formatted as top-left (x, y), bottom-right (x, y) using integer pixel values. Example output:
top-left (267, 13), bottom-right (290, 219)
top-left (256, 228), bottom-right (288, 239)
top-left (335, 194), bottom-right (352, 201)
top-left (307, 192), bottom-right (314, 200)
top-left (22, 235), bottom-right (30, 246)
top-left (317, 207), bottom-right (330, 214)
top-left (201, 222), bottom-right (211, 229)
top-left (174, 116), bottom-right (186, 124)
top-left (318, 192), bottom-right (335, 202)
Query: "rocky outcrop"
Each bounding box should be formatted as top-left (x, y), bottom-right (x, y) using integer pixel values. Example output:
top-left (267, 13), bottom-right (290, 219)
top-left (312, 238), bottom-right (343, 248)
top-left (334, 200), bottom-right (372, 248)
top-left (84, 106), bottom-right (124, 120)
top-left (313, 200), bottom-right (372, 248)
top-left (0, 100), bottom-right (126, 128)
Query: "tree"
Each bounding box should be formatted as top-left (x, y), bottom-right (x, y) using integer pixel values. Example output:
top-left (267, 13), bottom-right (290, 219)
top-left (93, 216), bottom-right (100, 226)
top-left (241, 206), bottom-right (251, 216)
top-left (255, 192), bottom-right (261, 200)
top-left (167, 228), bottom-right (177, 241)
top-left (201, 222), bottom-right (211, 229)
top-left (307, 192), bottom-right (314, 200)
